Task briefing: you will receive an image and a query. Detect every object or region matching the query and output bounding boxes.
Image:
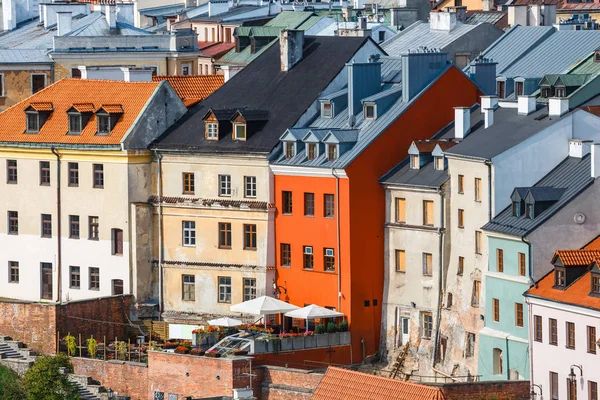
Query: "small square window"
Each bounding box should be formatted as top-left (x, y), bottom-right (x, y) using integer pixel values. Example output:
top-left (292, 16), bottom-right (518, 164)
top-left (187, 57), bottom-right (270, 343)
top-left (322, 102), bottom-right (333, 118)
top-left (234, 124), bottom-right (246, 140)
top-left (365, 104), bottom-right (375, 119)
top-left (364, 300), bottom-right (370, 307)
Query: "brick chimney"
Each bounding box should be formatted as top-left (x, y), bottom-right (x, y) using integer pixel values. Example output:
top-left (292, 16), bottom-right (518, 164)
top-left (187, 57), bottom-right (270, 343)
top-left (280, 30), bottom-right (304, 72)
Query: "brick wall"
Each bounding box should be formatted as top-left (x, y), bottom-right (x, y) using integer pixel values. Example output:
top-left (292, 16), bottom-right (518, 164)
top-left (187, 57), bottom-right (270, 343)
top-left (441, 380), bottom-right (531, 400)
top-left (71, 358), bottom-right (148, 400)
top-left (252, 345), bottom-right (353, 369)
top-left (0, 296), bottom-right (134, 355)
top-left (259, 366), bottom-right (323, 400)
top-left (147, 351), bottom-right (252, 399)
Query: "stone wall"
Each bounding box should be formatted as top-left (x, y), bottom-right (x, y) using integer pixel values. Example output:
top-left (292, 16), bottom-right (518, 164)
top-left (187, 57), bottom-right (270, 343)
top-left (441, 380), bottom-right (531, 400)
top-left (71, 358), bottom-right (148, 400)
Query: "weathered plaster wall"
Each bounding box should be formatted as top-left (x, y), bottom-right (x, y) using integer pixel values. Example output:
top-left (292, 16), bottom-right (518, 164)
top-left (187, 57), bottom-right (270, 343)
top-left (0, 69), bottom-right (52, 111)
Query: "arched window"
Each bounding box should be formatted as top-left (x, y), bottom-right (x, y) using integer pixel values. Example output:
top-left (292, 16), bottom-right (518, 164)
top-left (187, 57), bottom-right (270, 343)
top-left (493, 348), bottom-right (503, 375)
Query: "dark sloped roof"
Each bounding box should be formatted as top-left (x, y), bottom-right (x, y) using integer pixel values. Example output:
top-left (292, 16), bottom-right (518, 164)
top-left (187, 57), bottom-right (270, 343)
top-left (381, 159), bottom-right (449, 189)
top-left (526, 187), bottom-right (565, 202)
top-left (483, 154), bottom-right (594, 236)
top-left (153, 36), bottom-right (368, 153)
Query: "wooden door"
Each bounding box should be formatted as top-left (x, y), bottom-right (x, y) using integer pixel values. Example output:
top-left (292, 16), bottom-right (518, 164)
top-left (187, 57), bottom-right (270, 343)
top-left (41, 263), bottom-right (53, 300)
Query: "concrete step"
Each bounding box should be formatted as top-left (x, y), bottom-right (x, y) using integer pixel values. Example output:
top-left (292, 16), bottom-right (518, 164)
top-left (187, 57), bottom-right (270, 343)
top-left (0, 336), bottom-right (12, 343)
top-left (0, 343), bottom-right (25, 360)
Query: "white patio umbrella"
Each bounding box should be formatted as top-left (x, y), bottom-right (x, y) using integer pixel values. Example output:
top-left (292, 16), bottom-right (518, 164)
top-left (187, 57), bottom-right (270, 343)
top-left (208, 317), bottom-right (243, 327)
top-left (230, 296), bottom-right (299, 328)
top-left (284, 304), bottom-right (344, 332)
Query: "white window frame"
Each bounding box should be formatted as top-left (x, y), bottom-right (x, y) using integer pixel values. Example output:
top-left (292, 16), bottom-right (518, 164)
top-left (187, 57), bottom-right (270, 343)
top-left (435, 156), bottom-right (444, 171)
top-left (30, 73), bottom-right (47, 94)
top-left (322, 102), bottom-right (333, 118)
top-left (206, 122), bottom-right (218, 139)
top-left (306, 142), bottom-right (318, 160)
top-left (243, 278), bottom-right (256, 301)
top-left (233, 123), bottom-right (246, 140)
top-left (219, 174), bottom-right (231, 197)
top-left (182, 220), bottom-right (196, 246)
top-left (218, 276), bottom-right (232, 303)
top-left (327, 144), bottom-right (338, 161)
top-left (364, 103), bottom-right (376, 119)
top-left (244, 176), bottom-right (256, 198)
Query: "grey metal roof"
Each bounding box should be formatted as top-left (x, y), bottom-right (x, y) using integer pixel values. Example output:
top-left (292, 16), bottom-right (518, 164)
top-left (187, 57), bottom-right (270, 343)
top-left (526, 187), bottom-right (565, 201)
top-left (0, 49), bottom-right (51, 64)
top-left (502, 30), bottom-right (600, 78)
top-left (483, 154), bottom-right (594, 236)
top-left (311, 21), bottom-right (393, 36)
top-left (381, 158), bottom-right (449, 188)
top-left (139, 3), bottom-right (186, 17)
top-left (188, 5), bottom-right (263, 22)
top-left (444, 106), bottom-right (570, 160)
top-left (464, 25), bottom-right (555, 76)
top-left (382, 21), bottom-right (478, 57)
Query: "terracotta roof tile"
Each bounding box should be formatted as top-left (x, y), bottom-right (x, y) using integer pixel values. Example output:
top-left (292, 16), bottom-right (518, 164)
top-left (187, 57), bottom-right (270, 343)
top-left (313, 367), bottom-right (445, 400)
top-left (71, 103), bottom-right (95, 113)
top-left (152, 75), bottom-right (223, 108)
top-left (584, 235), bottom-right (600, 250)
top-left (526, 269), bottom-right (600, 311)
top-left (0, 79), bottom-right (161, 145)
top-left (552, 249), bottom-right (600, 266)
top-left (98, 104), bottom-right (124, 114)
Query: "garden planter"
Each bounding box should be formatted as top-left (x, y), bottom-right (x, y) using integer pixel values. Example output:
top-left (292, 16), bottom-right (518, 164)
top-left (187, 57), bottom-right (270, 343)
top-left (328, 332), bottom-right (340, 346)
top-left (281, 338), bottom-right (293, 351)
top-left (253, 340), bottom-right (267, 354)
top-left (304, 335), bottom-right (316, 348)
top-left (292, 336), bottom-right (305, 350)
top-left (205, 352), bottom-right (221, 358)
top-left (340, 332), bottom-right (351, 345)
top-left (233, 350), bottom-right (248, 356)
top-left (190, 350), bottom-right (205, 357)
top-left (316, 334), bottom-right (329, 348)
top-left (174, 349), bottom-right (189, 354)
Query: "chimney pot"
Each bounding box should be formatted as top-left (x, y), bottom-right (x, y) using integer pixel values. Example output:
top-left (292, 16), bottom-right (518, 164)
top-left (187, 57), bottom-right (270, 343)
top-left (454, 107), bottom-right (470, 139)
top-left (549, 97), bottom-right (569, 117)
top-left (484, 108), bottom-right (494, 128)
top-left (56, 11), bottom-right (72, 36)
top-left (280, 30), bottom-right (304, 72)
top-left (517, 95), bottom-right (536, 115)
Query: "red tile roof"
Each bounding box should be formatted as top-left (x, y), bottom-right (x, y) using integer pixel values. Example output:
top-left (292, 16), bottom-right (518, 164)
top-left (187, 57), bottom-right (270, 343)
top-left (313, 367), bottom-right (445, 400)
top-left (202, 42), bottom-right (235, 58)
top-left (413, 139), bottom-right (459, 153)
top-left (0, 79), bottom-right (161, 145)
top-left (584, 235), bottom-right (600, 250)
top-left (152, 75), bottom-right (224, 108)
top-left (526, 269), bottom-right (600, 311)
top-left (552, 250), bottom-right (600, 266)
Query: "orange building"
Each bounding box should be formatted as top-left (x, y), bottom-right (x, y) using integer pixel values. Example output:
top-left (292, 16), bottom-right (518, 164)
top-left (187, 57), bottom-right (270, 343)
top-left (270, 53), bottom-right (486, 361)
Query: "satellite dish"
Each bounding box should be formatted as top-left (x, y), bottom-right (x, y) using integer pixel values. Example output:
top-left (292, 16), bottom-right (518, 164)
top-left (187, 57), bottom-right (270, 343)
top-left (574, 212), bottom-right (586, 224)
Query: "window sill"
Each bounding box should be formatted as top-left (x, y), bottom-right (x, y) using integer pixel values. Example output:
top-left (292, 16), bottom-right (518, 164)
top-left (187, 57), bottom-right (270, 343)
top-left (422, 274), bottom-right (433, 277)
top-left (324, 270), bottom-right (336, 273)
top-left (69, 286), bottom-right (80, 290)
top-left (182, 192), bottom-right (195, 195)
top-left (566, 346), bottom-right (575, 350)
top-left (7, 182), bottom-right (17, 184)
top-left (324, 216), bottom-right (335, 219)
top-left (218, 194), bottom-right (232, 197)
top-left (396, 270), bottom-right (406, 273)
top-left (182, 299), bottom-right (196, 302)
top-left (40, 183), bottom-right (50, 187)
top-left (41, 236), bottom-right (52, 239)
top-left (89, 288), bottom-right (100, 291)
top-left (280, 265), bottom-right (291, 269)
top-left (69, 236), bottom-right (79, 240)
top-left (93, 186), bottom-right (104, 189)
top-left (282, 213), bottom-right (292, 216)
top-left (244, 248), bottom-right (257, 251)
top-left (7, 232), bottom-right (18, 235)
top-left (88, 238), bottom-right (99, 241)
top-left (68, 184), bottom-right (79, 188)
top-left (245, 196), bottom-right (257, 199)
top-left (303, 268), bottom-right (314, 271)
top-left (475, 200), bottom-right (482, 203)
top-left (183, 244), bottom-right (196, 248)
top-left (304, 215), bottom-right (314, 218)
top-left (219, 246), bottom-right (232, 250)
top-left (8, 281), bottom-right (18, 284)
top-left (112, 253), bottom-right (123, 257)
top-left (217, 301), bottom-right (232, 304)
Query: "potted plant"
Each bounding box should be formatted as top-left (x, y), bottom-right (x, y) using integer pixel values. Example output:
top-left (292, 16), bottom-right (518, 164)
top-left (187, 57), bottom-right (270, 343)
top-left (205, 350), bottom-right (221, 358)
top-left (164, 341), bottom-right (179, 350)
top-left (291, 333), bottom-right (305, 350)
top-left (253, 338), bottom-right (267, 354)
top-left (279, 334), bottom-right (293, 351)
top-left (339, 321), bottom-right (350, 345)
top-left (175, 345), bottom-right (190, 354)
top-left (64, 335), bottom-right (77, 357)
top-left (86, 337), bottom-right (98, 359)
top-left (304, 331), bottom-right (316, 348)
top-left (190, 348), bottom-right (205, 356)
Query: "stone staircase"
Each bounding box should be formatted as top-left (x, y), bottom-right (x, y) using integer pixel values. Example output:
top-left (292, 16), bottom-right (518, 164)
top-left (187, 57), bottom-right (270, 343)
top-left (68, 374), bottom-right (108, 400)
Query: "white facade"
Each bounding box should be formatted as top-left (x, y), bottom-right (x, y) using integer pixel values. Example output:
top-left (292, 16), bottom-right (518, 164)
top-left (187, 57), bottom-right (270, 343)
top-left (528, 296), bottom-right (600, 399)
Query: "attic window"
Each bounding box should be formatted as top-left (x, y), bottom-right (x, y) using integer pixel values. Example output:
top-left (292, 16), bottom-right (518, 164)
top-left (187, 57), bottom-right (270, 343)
top-left (512, 201), bottom-right (521, 217)
top-left (26, 112), bottom-right (39, 133)
top-left (595, 51), bottom-right (600, 63)
top-left (234, 123), bottom-right (246, 141)
top-left (591, 273), bottom-right (600, 295)
top-left (365, 104), bottom-right (376, 119)
top-left (554, 269), bottom-right (565, 288)
top-left (285, 142), bottom-right (295, 159)
top-left (541, 86), bottom-right (553, 98)
top-left (327, 144), bottom-right (337, 161)
top-left (434, 156), bottom-right (444, 171)
top-left (322, 102), bottom-right (333, 118)
top-left (97, 114), bottom-right (110, 135)
top-left (307, 143), bottom-right (317, 161)
top-left (206, 122), bottom-right (218, 140)
top-left (410, 155), bottom-right (419, 170)
top-left (525, 203), bottom-right (534, 219)
top-left (556, 87), bottom-right (566, 98)
top-left (68, 113), bottom-right (82, 135)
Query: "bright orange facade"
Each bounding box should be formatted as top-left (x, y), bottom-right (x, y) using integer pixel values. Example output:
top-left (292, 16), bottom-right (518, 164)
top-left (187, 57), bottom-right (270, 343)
top-left (274, 67), bottom-right (482, 362)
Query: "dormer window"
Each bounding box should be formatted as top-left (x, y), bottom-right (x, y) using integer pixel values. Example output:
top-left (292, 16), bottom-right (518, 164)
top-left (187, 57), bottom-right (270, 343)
top-left (526, 203), bottom-right (534, 219)
top-left (26, 112), bottom-right (39, 133)
top-left (322, 102), bottom-right (333, 118)
top-left (97, 114), bottom-right (110, 135)
top-left (206, 122), bottom-right (218, 140)
top-left (512, 201), bottom-right (521, 217)
top-left (234, 123), bottom-right (246, 140)
top-left (591, 274), bottom-right (600, 295)
top-left (68, 113), bottom-right (82, 134)
top-left (554, 269), bottom-right (565, 288)
top-left (434, 156), bottom-right (444, 171)
top-left (555, 87), bottom-right (566, 98)
top-left (365, 104), bottom-right (376, 119)
top-left (410, 155), bottom-right (419, 169)
top-left (541, 86), bottom-right (553, 98)
top-left (285, 142), bottom-right (295, 159)
top-left (595, 50), bottom-right (600, 63)
top-left (327, 144), bottom-right (337, 161)
top-left (307, 143), bottom-right (317, 161)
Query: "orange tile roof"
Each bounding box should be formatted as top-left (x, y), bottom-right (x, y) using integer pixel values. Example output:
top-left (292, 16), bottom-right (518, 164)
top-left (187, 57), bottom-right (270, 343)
top-left (313, 367), bottom-right (445, 400)
top-left (98, 104), bottom-right (124, 114)
top-left (583, 235), bottom-right (600, 250)
top-left (0, 79), bottom-right (161, 145)
top-left (552, 250), bottom-right (600, 266)
top-left (71, 103), bottom-right (95, 113)
top-left (152, 75), bottom-right (223, 108)
top-left (526, 269), bottom-right (600, 311)
top-left (29, 102), bottom-right (54, 111)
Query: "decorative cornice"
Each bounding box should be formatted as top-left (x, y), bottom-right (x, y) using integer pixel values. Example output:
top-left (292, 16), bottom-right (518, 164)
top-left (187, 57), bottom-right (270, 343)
top-left (154, 259), bottom-right (266, 270)
top-left (148, 195), bottom-right (275, 211)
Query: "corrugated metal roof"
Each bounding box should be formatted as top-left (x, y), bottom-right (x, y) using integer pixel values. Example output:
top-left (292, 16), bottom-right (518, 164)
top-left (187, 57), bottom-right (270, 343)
top-left (483, 155), bottom-right (594, 236)
top-left (139, 3), bottom-right (186, 17)
top-left (382, 21), bottom-right (478, 57)
top-left (382, 159), bottom-right (449, 188)
top-left (312, 21), bottom-right (392, 36)
top-left (0, 49), bottom-right (51, 64)
top-left (569, 52), bottom-right (600, 75)
top-left (264, 11), bottom-right (313, 28)
top-left (502, 30), bottom-right (600, 78)
top-left (465, 11), bottom-right (508, 28)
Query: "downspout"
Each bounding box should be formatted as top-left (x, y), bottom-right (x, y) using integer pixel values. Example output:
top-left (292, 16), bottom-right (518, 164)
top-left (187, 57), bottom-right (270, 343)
top-left (332, 168), bottom-right (341, 312)
top-left (486, 161), bottom-right (492, 220)
top-left (432, 188), bottom-right (444, 365)
top-left (522, 235), bottom-right (534, 382)
top-left (51, 147), bottom-right (62, 304)
top-left (155, 150), bottom-right (164, 319)
top-left (505, 336), bottom-right (510, 380)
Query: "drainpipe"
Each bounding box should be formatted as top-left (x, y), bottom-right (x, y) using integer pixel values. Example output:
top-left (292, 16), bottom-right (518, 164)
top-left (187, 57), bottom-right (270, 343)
top-left (505, 336), bottom-right (510, 380)
top-left (332, 168), bottom-right (341, 312)
top-left (155, 150), bottom-right (164, 319)
top-left (526, 296), bottom-right (534, 386)
top-left (51, 147), bottom-right (62, 304)
top-left (485, 161), bottom-right (492, 220)
top-left (432, 188), bottom-right (445, 365)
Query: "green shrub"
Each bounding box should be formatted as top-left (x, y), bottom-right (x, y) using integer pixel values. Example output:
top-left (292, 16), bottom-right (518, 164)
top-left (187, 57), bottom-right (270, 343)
top-left (326, 322), bottom-right (338, 333)
top-left (24, 354), bottom-right (80, 400)
top-left (0, 364), bottom-right (26, 400)
top-left (315, 324), bottom-right (326, 334)
top-left (64, 335), bottom-right (76, 356)
top-left (339, 320), bottom-right (349, 332)
top-left (86, 338), bottom-right (97, 359)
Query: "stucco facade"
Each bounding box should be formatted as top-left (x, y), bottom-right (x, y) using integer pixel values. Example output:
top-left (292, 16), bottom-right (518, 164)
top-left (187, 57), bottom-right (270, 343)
top-left (154, 152), bottom-right (275, 324)
top-left (0, 68), bottom-right (52, 111)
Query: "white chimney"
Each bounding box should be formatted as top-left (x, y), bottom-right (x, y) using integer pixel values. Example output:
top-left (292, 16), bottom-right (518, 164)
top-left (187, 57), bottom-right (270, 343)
top-left (480, 95), bottom-right (498, 113)
top-left (592, 143), bottom-right (600, 179)
top-left (569, 139), bottom-right (592, 158)
top-left (482, 0), bottom-right (494, 12)
top-left (105, 5), bottom-right (116, 29)
top-left (507, 5), bottom-right (527, 27)
top-left (549, 97), bottom-right (569, 117)
top-left (57, 11), bottom-right (72, 36)
top-left (454, 107), bottom-right (470, 139)
top-left (517, 95), bottom-right (536, 115)
top-left (280, 30), bottom-right (304, 72)
top-left (529, 4), bottom-right (541, 26)
top-left (121, 67), bottom-right (153, 82)
top-left (208, 0), bottom-right (229, 17)
top-left (484, 108), bottom-right (494, 128)
top-left (430, 11), bottom-right (457, 32)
